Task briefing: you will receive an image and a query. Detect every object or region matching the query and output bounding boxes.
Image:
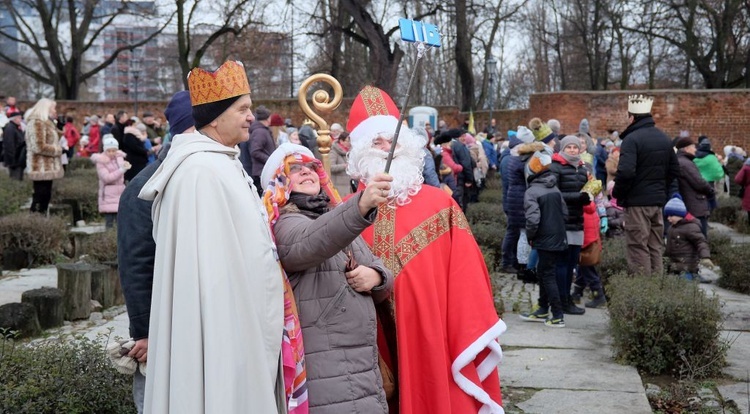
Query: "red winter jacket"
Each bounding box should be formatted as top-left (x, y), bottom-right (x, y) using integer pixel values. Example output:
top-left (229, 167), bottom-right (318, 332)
top-left (582, 201), bottom-right (601, 249)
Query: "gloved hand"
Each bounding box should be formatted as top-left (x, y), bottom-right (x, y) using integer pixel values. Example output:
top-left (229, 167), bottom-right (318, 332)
top-left (700, 258), bottom-right (715, 269)
top-left (600, 217), bottom-right (609, 234)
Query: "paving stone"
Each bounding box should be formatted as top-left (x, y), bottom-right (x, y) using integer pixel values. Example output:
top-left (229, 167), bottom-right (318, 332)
top-left (516, 390), bottom-right (652, 414)
top-left (717, 382), bottom-right (749, 414)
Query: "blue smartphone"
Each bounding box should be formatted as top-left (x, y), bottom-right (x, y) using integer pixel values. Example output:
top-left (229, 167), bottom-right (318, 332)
top-left (399, 18), bottom-right (441, 47)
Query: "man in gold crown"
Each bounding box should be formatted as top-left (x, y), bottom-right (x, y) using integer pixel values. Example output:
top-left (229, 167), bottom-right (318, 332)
top-left (139, 61), bottom-right (288, 413)
top-left (346, 86), bottom-right (505, 414)
top-left (613, 95), bottom-right (679, 275)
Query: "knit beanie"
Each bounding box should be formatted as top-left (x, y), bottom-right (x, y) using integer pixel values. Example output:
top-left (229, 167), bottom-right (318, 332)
top-left (579, 118), bottom-right (590, 135)
top-left (164, 90), bottom-right (195, 136)
top-left (529, 117), bottom-right (553, 142)
top-left (102, 134), bottom-right (119, 151)
top-left (526, 151), bottom-right (552, 176)
top-left (559, 135), bottom-right (581, 151)
top-left (193, 96), bottom-right (241, 130)
top-left (674, 136), bottom-right (694, 150)
top-left (664, 194), bottom-right (687, 218)
top-left (516, 126), bottom-right (535, 144)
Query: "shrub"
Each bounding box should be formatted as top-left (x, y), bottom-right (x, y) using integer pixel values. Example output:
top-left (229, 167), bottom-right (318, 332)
top-left (466, 202), bottom-right (505, 226)
top-left (472, 222), bottom-right (505, 271)
top-left (599, 236), bottom-right (629, 284)
top-left (51, 168), bottom-right (100, 222)
top-left (0, 213), bottom-right (69, 268)
top-left (707, 230), bottom-right (732, 256)
top-left (608, 272), bottom-right (727, 379)
top-left (714, 245), bottom-right (750, 294)
top-left (0, 173), bottom-right (31, 217)
top-left (81, 228), bottom-right (118, 264)
top-left (488, 273), bottom-right (505, 318)
top-left (711, 196), bottom-right (742, 226)
top-left (68, 156), bottom-right (95, 171)
top-left (0, 334), bottom-right (134, 413)
top-left (484, 173), bottom-right (501, 190)
top-left (478, 189), bottom-right (503, 204)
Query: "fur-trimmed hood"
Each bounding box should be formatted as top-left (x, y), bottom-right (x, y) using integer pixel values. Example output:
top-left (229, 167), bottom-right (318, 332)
top-left (516, 141), bottom-right (547, 156)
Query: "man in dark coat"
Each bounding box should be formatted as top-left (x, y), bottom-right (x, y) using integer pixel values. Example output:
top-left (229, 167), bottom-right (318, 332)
top-left (117, 91), bottom-right (194, 413)
top-left (613, 95), bottom-right (680, 275)
top-left (111, 110), bottom-right (129, 144)
top-left (443, 128), bottom-right (475, 211)
top-left (2, 111), bottom-right (26, 180)
top-left (248, 105), bottom-right (274, 195)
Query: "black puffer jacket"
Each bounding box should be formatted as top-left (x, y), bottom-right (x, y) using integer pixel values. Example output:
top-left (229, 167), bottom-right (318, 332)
top-left (549, 153), bottom-right (589, 232)
top-left (613, 116), bottom-right (679, 207)
top-left (676, 151), bottom-right (714, 218)
top-left (524, 170), bottom-right (568, 251)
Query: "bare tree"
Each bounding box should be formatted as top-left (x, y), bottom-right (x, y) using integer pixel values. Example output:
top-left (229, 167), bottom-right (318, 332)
top-left (0, 0), bottom-right (172, 99)
top-left (172, 0), bottom-right (268, 89)
top-left (627, 0), bottom-right (750, 88)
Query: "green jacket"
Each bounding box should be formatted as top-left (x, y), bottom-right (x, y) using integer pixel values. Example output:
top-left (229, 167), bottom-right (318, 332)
top-left (693, 153), bottom-right (724, 182)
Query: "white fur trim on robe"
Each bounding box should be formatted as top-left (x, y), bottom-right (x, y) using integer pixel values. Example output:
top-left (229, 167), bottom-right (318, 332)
top-left (139, 132), bottom-right (285, 414)
top-left (451, 319), bottom-right (507, 414)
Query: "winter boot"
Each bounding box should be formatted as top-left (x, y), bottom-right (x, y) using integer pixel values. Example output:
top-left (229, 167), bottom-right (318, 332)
top-left (585, 288), bottom-right (607, 308)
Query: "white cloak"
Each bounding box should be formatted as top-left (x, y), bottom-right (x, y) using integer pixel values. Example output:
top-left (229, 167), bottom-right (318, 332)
top-left (139, 132), bottom-right (285, 413)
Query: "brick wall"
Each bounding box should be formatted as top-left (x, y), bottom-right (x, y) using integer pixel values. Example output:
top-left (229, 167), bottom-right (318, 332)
top-left (21, 89), bottom-right (750, 152)
top-left (527, 90), bottom-right (750, 152)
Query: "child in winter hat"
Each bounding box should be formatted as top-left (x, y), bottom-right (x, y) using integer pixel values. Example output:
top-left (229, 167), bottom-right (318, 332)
top-left (664, 194), bottom-right (714, 280)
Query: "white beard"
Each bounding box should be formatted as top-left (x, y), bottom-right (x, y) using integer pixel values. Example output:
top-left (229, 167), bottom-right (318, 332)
top-left (347, 143), bottom-right (425, 206)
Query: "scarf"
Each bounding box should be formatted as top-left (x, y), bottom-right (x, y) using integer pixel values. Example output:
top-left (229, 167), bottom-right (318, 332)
top-left (559, 151), bottom-right (581, 166)
top-left (288, 191), bottom-right (331, 218)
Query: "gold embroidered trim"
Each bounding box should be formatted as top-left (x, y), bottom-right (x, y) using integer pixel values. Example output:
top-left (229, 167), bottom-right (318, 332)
top-left (360, 86), bottom-right (391, 117)
top-left (372, 204), bottom-right (472, 276)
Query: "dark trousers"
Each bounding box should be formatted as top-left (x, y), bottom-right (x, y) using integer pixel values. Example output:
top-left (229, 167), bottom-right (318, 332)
top-left (575, 265), bottom-right (603, 292)
top-left (31, 180), bottom-right (53, 213)
top-left (252, 175), bottom-right (263, 197)
top-left (104, 213), bottom-right (117, 229)
top-left (9, 166), bottom-right (24, 180)
top-left (501, 225), bottom-right (521, 268)
top-left (698, 216), bottom-right (708, 238)
top-left (537, 250), bottom-right (564, 319)
top-left (556, 244), bottom-right (582, 305)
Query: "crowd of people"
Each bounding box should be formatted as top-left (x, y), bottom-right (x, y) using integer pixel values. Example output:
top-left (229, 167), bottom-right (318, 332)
top-left (1, 71), bottom-right (749, 413)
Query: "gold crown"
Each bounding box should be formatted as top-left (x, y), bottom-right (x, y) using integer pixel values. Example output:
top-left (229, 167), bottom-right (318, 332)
top-left (188, 61), bottom-right (251, 106)
top-left (627, 94), bottom-right (653, 115)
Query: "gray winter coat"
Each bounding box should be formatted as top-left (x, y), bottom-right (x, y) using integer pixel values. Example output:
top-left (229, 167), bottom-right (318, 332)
top-left (273, 193), bottom-right (392, 414)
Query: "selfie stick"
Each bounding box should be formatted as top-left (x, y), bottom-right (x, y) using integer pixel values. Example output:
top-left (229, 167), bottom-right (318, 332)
top-left (384, 25), bottom-right (432, 174)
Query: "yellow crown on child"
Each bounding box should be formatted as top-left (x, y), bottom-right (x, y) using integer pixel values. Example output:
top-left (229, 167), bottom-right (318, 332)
top-left (188, 61), bottom-right (251, 106)
top-left (627, 94), bottom-right (653, 115)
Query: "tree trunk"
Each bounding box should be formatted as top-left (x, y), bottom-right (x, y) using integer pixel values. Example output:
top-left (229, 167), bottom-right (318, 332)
top-left (455, 0), bottom-right (475, 111)
top-left (0, 303), bottom-right (41, 338)
top-left (21, 287), bottom-right (64, 330)
top-left (56, 263), bottom-right (106, 320)
top-left (91, 262), bottom-right (124, 309)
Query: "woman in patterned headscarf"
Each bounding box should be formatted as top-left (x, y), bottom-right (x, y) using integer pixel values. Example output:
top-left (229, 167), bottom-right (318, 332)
top-left (261, 143), bottom-right (394, 413)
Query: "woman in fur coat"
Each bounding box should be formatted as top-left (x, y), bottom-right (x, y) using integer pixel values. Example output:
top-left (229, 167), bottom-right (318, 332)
top-left (24, 98), bottom-right (63, 213)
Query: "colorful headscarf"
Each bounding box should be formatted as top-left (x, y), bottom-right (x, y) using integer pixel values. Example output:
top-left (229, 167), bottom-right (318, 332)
top-left (262, 150), bottom-right (341, 226)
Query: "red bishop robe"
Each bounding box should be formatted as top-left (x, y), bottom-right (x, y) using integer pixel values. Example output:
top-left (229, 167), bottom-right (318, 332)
top-left (361, 185), bottom-right (506, 414)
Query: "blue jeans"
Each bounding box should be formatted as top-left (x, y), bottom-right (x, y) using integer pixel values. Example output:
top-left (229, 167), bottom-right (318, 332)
top-left (556, 245), bottom-right (582, 304)
top-left (528, 249), bottom-right (539, 270)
